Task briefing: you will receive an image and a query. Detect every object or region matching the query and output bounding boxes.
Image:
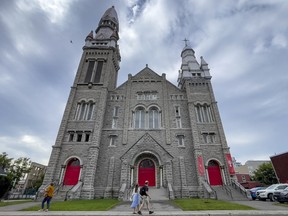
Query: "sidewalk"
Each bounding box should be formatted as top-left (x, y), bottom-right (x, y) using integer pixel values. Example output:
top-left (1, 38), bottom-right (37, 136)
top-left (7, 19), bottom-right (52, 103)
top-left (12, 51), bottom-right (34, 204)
top-left (0, 200), bottom-right (288, 216)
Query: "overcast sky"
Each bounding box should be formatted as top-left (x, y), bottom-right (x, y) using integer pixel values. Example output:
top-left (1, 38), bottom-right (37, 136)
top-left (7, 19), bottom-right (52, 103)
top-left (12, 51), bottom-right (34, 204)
top-left (1, 0), bottom-right (288, 166)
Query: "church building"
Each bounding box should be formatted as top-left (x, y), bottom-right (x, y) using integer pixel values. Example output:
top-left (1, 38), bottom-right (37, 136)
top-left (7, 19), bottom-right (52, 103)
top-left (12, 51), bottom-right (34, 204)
top-left (41, 6), bottom-right (235, 200)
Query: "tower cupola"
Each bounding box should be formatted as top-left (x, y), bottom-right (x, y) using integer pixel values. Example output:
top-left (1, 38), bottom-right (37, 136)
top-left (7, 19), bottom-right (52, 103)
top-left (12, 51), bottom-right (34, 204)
top-left (177, 40), bottom-right (211, 89)
top-left (95, 6), bottom-right (119, 39)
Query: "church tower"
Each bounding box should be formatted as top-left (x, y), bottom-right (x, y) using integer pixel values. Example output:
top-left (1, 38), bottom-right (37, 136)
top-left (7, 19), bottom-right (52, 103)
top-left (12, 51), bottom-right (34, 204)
top-left (178, 43), bottom-right (235, 187)
top-left (41, 6), bottom-right (121, 199)
top-left (41, 6), bottom-right (236, 201)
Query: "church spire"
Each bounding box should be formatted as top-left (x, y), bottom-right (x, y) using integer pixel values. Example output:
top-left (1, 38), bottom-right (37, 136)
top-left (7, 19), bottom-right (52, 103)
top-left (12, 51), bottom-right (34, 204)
top-left (95, 6), bottom-right (119, 40)
top-left (177, 39), bottom-right (211, 89)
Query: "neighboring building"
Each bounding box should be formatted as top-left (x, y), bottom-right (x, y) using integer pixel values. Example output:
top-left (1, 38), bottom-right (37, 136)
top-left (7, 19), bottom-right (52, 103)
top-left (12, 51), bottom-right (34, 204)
top-left (234, 165), bottom-right (262, 189)
top-left (11, 180), bottom-right (26, 195)
top-left (0, 166), bottom-right (7, 177)
top-left (270, 152), bottom-right (288, 183)
top-left (232, 157), bottom-right (242, 168)
top-left (23, 162), bottom-right (46, 194)
top-left (235, 165), bottom-right (249, 175)
top-left (41, 6), bottom-right (235, 200)
top-left (245, 160), bottom-right (270, 176)
top-left (9, 162), bottom-right (46, 197)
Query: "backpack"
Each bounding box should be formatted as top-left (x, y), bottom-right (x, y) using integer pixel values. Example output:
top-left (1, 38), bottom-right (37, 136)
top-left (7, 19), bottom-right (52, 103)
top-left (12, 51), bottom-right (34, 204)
top-left (140, 186), bottom-right (146, 196)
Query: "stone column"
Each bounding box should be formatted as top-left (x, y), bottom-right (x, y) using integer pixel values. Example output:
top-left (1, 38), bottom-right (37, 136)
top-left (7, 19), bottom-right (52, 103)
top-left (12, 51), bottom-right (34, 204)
top-left (80, 146), bottom-right (99, 199)
top-left (42, 146), bottom-right (61, 185)
top-left (122, 74), bottom-right (132, 144)
top-left (162, 74), bottom-right (171, 144)
top-left (104, 157), bottom-right (115, 198)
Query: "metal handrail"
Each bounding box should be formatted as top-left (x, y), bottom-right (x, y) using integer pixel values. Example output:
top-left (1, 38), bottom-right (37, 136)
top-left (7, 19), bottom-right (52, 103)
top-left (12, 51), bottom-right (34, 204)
top-left (222, 184), bottom-right (233, 199)
top-left (231, 179), bottom-right (248, 197)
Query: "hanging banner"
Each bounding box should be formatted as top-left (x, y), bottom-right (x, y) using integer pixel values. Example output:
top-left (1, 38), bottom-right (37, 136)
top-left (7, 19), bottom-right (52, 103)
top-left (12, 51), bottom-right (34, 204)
top-left (225, 153), bottom-right (235, 174)
top-left (197, 155), bottom-right (205, 176)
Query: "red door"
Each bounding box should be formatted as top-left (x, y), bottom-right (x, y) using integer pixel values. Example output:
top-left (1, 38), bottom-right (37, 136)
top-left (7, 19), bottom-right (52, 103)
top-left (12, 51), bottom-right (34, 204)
top-left (207, 160), bottom-right (223, 186)
top-left (138, 159), bottom-right (155, 186)
top-left (63, 158), bottom-right (80, 185)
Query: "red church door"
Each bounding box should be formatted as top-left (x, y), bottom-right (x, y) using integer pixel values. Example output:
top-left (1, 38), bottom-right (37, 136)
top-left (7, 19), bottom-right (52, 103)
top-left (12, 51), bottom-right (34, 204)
top-left (63, 158), bottom-right (80, 185)
top-left (207, 160), bottom-right (223, 186)
top-left (138, 159), bottom-right (156, 186)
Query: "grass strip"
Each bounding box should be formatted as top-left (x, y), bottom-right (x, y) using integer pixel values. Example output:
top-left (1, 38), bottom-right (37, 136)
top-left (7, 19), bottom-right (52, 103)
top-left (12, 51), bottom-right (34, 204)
top-left (172, 198), bottom-right (255, 211)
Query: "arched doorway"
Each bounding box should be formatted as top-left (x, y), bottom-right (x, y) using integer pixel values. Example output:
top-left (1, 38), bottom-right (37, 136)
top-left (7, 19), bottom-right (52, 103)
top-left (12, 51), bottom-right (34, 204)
top-left (207, 160), bottom-right (223, 186)
top-left (63, 158), bottom-right (80, 185)
top-left (138, 159), bottom-right (156, 186)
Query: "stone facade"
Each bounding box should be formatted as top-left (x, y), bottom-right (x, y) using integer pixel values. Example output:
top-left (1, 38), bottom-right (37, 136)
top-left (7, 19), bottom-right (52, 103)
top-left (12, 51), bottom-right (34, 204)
top-left (41, 6), bottom-right (235, 200)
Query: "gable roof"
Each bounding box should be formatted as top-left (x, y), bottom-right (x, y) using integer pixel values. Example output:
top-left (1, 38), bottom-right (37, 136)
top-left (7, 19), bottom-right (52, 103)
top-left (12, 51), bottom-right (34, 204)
top-left (116, 66), bottom-right (183, 94)
top-left (120, 133), bottom-right (174, 163)
top-left (131, 66), bottom-right (162, 81)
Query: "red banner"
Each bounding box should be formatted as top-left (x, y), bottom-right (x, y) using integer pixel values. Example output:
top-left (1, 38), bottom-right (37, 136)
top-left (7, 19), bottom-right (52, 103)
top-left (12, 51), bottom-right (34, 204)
top-left (197, 155), bottom-right (205, 176)
top-left (225, 153), bottom-right (235, 174)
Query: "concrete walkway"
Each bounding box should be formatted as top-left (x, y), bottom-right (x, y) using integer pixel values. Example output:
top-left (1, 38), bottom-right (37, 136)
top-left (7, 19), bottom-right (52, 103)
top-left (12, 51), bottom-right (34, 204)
top-left (0, 199), bottom-right (288, 216)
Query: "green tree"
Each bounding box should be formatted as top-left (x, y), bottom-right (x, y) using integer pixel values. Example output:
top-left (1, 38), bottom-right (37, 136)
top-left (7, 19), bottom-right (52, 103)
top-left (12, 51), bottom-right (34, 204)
top-left (0, 152), bottom-right (32, 199)
top-left (0, 152), bottom-right (12, 170)
top-left (253, 162), bottom-right (277, 185)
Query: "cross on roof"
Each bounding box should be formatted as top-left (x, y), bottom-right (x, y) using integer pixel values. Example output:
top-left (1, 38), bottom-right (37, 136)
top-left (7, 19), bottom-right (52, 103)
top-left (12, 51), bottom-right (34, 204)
top-left (183, 38), bottom-right (189, 47)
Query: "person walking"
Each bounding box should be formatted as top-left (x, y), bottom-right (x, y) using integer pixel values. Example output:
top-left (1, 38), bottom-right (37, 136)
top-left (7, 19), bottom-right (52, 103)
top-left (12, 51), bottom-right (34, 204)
top-left (39, 183), bottom-right (55, 212)
top-left (138, 180), bottom-right (153, 215)
top-left (130, 183), bottom-right (140, 214)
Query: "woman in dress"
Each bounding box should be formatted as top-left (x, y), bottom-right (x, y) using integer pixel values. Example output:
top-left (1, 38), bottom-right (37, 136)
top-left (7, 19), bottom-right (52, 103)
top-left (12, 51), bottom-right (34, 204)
top-left (130, 184), bottom-right (140, 214)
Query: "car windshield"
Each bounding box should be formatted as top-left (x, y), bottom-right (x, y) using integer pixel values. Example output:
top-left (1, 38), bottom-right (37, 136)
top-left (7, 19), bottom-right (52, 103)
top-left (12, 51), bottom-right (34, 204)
top-left (277, 185), bottom-right (288, 189)
top-left (266, 185), bottom-right (277, 190)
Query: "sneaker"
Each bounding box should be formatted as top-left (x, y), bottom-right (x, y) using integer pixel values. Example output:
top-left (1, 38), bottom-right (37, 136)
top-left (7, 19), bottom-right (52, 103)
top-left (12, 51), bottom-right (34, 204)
top-left (45, 209), bottom-right (49, 212)
top-left (149, 211), bottom-right (154, 214)
top-left (38, 209), bottom-right (43, 211)
top-left (137, 210), bottom-right (142, 215)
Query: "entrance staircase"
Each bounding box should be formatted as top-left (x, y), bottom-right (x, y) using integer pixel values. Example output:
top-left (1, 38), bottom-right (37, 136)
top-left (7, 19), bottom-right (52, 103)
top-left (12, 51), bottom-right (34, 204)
top-left (124, 186), bottom-right (169, 201)
top-left (148, 187), bottom-right (169, 201)
top-left (211, 185), bottom-right (249, 201)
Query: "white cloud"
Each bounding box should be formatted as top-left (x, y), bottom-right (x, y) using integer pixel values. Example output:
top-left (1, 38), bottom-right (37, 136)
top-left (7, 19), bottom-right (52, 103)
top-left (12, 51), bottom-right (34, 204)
top-left (16, 0), bottom-right (75, 24)
top-left (272, 34), bottom-right (287, 48)
top-left (0, 135), bottom-right (51, 165)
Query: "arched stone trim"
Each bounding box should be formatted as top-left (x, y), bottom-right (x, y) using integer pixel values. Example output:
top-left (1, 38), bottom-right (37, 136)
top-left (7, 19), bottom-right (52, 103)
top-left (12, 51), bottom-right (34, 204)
top-left (193, 101), bottom-right (211, 106)
top-left (205, 158), bottom-right (223, 167)
top-left (60, 156), bottom-right (83, 185)
top-left (130, 150), bottom-right (162, 166)
top-left (64, 156), bottom-right (83, 166)
top-left (132, 104), bottom-right (146, 112)
top-left (205, 158), bottom-right (224, 186)
top-left (130, 151), bottom-right (163, 187)
top-left (147, 104), bottom-right (162, 112)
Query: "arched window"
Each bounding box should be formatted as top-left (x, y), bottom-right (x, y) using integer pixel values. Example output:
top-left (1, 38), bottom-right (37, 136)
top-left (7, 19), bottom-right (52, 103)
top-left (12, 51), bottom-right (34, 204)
top-left (134, 107), bottom-right (145, 128)
top-left (149, 107), bottom-right (159, 129)
top-left (75, 100), bottom-right (95, 120)
top-left (194, 103), bottom-right (214, 123)
top-left (86, 101), bottom-right (95, 120)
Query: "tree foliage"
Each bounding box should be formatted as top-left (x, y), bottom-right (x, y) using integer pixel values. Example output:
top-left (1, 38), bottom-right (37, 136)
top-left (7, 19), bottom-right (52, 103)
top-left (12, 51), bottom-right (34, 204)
top-left (253, 162), bottom-right (277, 185)
top-left (0, 152), bottom-right (31, 199)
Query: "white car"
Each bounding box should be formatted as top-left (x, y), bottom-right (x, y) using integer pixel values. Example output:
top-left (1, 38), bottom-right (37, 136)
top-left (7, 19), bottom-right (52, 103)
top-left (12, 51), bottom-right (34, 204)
top-left (257, 184), bottom-right (288, 201)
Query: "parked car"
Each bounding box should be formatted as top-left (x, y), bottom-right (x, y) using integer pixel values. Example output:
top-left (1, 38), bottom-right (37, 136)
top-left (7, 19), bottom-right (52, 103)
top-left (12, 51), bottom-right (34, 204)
top-left (273, 186), bottom-right (288, 201)
top-left (250, 187), bottom-right (266, 200)
top-left (277, 187), bottom-right (288, 203)
top-left (257, 184), bottom-right (288, 201)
